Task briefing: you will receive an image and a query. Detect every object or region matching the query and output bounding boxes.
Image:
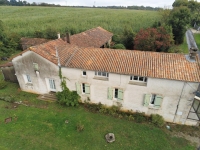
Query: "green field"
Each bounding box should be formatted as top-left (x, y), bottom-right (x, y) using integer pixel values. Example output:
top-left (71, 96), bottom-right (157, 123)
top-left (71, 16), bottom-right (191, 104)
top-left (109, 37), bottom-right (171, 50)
top-left (194, 34), bottom-right (200, 50)
top-left (0, 72), bottom-right (197, 150)
top-left (0, 6), bottom-right (160, 37)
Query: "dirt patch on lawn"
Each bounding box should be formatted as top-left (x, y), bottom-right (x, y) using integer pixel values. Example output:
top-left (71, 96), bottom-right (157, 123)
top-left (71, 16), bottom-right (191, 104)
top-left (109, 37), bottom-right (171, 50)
top-left (165, 123), bottom-right (200, 148)
top-left (172, 132), bottom-right (200, 148)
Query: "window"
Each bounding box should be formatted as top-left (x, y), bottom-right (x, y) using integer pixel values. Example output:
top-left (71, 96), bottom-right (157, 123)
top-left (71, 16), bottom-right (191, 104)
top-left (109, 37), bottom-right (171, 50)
top-left (144, 94), bottom-right (163, 108)
top-left (82, 71), bottom-right (87, 76)
top-left (33, 63), bottom-right (39, 71)
top-left (26, 74), bottom-right (32, 83)
top-left (191, 99), bottom-right (200, 120)
top-left (49, 79), bottom-right (56, 90)
top-left (130, 76), bottom-right (147, 82)
top-left (82, 83), bottom-right (85, 93)
top-left (76, 82), bottom-right (90, 95)
top-left (108, 87), bottom-right (123, 101)
top-left (95, 71), bottom-right (109, 77)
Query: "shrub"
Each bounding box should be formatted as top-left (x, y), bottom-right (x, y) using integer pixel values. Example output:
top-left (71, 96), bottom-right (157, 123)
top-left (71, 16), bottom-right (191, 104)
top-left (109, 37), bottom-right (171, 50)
top-left (57, 75), bottom-right (80, 107)
top-left (57, 89), bottom-right (80, 107)
top-left (76, 121), bottom-right (84, 132)
top-left (151, 114), bottom-right (165, 127)
top-left (112, 44), bottom-right (126, 49)
top-left (0, 80), bottom-right (7, 89)
top-left (133, 112), bottom-right (147, 123)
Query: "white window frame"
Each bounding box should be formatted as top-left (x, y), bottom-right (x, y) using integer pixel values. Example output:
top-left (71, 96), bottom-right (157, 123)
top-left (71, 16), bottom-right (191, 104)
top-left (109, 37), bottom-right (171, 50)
top-left (108, 87), bottom-right (123, 101)
top-left (144, 94), bottom-right (163, 109)
top-left (82, 71), bottom-right (87, 76)
top-left (95, 71), bottom-right (109, 78)
top-left (149, 94), bottom-right (156, 106)
top-left (130, 76), bottom-right (147, 82)
top-left (49, 79), bottom-right (56, 91)
top-left (23, 74), bottom-right (32, 84)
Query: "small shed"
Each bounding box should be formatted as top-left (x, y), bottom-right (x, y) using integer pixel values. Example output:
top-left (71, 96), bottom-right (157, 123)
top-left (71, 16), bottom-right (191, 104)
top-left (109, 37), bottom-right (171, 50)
top-left (0, 62), bottom-right (18, 83)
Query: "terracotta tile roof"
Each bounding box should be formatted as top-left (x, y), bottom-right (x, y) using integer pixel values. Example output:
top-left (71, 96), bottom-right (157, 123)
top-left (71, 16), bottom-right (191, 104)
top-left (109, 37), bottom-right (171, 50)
top-left (61, 47), bottom-right (200, 82)
top-left (68, 27), bottom-right (113, 48)
top-left (29, 39), bottom-right (66, 65)
top-left (20, 37), bottom-right (50, 50)
top-left (11, 38), bottom-right (200, 82)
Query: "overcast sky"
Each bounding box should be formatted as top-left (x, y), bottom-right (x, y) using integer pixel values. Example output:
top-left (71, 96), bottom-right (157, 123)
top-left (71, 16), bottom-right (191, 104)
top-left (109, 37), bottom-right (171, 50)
top-left (25, 0), bottom-right (200, 8)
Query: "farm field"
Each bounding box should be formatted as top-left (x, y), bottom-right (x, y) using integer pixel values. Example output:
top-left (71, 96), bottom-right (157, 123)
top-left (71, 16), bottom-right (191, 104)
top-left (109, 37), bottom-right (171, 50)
top-left (0, 73), bottom-right (197, 150)
top-left (0, 6), bottom-right (160, 37)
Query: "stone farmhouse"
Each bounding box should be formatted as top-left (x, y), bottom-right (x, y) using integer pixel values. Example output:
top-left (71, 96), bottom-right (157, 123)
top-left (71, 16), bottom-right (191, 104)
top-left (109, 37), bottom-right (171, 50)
top-left (1, 27), bottom-right (200, 126)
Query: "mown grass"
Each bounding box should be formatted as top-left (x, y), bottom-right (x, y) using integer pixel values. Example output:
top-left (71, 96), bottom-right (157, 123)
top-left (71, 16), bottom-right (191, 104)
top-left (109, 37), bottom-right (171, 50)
top-left (0, 72), bottom-right (196, 150)
top-left (0, 6), bottom-right (160, 37)
top-left (178, 35), bottom-right (189, 54)
top-left (194, 33), bottom-right (200, 50)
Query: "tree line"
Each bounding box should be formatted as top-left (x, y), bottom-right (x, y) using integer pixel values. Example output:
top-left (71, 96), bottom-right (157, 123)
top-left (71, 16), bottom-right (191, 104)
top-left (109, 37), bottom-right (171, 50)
top-left (0, 0), bottom-right (162, 11)
top-left (0, 0), bottom-right (61, 6)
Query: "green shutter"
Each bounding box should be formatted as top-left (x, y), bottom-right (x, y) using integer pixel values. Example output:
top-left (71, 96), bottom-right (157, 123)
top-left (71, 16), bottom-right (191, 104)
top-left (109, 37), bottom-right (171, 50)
top-left (76, 82), bottom-right (81, 95)
top-left (107, 87), bottom-right (113, 100)
top-left (144, 94), bottom-right (151, 107)
top-left (33, 63), bottom-right (39, 70)
top-left (117, 89), bottom-right (123, 101)
top-left (85, 84), bottom-right (90, 95)
top-left (154, 95), bottom-right (163, 108)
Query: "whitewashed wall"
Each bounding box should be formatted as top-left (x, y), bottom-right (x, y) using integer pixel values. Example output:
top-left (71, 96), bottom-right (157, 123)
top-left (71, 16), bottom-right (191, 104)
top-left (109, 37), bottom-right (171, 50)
top-left (12, 51), bottom-right (62, 94)
top-left (62, 67), bottom-right (199, 125)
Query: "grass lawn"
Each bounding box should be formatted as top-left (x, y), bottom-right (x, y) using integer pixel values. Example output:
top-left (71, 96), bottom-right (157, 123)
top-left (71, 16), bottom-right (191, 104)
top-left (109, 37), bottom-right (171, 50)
top-left (0, 74), bottom-right (196, 150)
top-left (178, 36), bottom-right (188, 54)
top-left (194, 34), bottom-right (200, 50)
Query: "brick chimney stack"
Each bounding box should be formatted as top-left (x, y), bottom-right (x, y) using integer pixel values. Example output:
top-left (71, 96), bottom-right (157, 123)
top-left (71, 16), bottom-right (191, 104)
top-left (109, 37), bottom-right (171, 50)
top-left (66, 33), bottom-right (70, 44)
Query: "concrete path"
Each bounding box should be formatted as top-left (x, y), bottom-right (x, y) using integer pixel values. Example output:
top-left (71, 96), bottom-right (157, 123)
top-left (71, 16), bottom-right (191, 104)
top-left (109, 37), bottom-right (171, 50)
top-left (186, 29), bottom-right (200, 58)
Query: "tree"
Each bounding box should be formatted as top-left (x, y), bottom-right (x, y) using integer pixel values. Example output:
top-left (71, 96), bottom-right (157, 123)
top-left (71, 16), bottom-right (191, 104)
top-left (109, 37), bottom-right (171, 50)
top-left (188, 1), bottom-right (200, 25)
top-left (112, 44), bottom-right (126, 49)
top-left (0, 0), bottom-right (9, 5)
top-left (169, 6), bottom-right (190, 44)
top-left (122, 27), bottom-right (135, 50)
top-left (172, 0), bottom-right (188, 7)
top-left (44, 27), bottom-right (57, 39)
top-left (134, 27), bottom-right (173, 52)
top-left (0, 20), bottom-right (20, 57)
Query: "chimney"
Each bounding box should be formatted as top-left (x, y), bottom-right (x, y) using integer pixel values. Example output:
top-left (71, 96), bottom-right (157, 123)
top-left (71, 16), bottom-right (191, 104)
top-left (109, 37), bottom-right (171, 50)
top-left (66, 32), bottom-right (70, 44)
top-left (189, 47), bottom-right (198, 59)
top-left (57, 33), bottom-right (60, 39)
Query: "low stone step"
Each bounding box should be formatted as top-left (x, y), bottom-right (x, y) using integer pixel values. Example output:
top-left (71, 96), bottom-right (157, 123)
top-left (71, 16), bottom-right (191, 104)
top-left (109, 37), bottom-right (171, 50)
top-left (37, 93), bottom-right (57, 102)
top-left (43, 94), bottom-right (57, 99)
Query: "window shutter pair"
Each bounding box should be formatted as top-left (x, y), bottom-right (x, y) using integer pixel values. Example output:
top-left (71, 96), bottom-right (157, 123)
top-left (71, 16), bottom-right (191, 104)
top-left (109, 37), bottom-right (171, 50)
top-left (76, 82), bottom-right (90, 95)
top-left (107, 87), bottom-right (123, 100)
top-left (144, 94), bottom-right (163, 108)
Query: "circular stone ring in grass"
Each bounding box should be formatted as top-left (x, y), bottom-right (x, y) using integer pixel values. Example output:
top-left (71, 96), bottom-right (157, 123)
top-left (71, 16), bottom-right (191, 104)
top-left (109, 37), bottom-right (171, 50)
top-left (105, 133), bottom-right (115, 143)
